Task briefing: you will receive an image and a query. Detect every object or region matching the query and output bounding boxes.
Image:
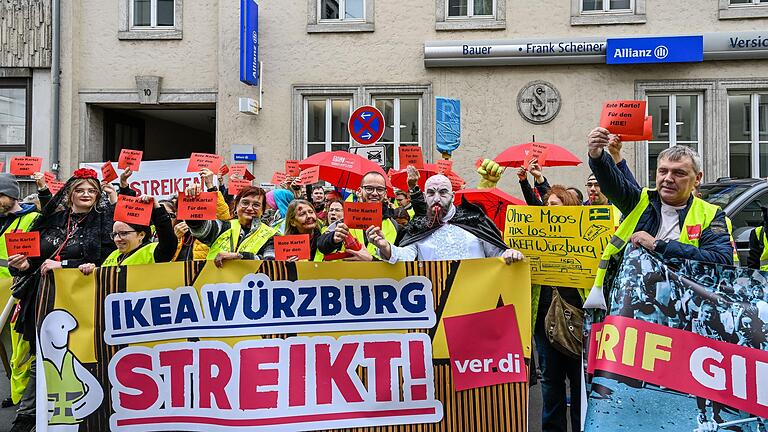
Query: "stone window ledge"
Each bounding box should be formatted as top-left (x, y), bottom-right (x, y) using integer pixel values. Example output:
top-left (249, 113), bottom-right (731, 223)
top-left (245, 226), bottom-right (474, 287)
top-left (118, 29), bottom-right (183, 40)
top-left (306, 22), bottom-right (374, 33)
top-left (719, 6), bottom-right (768, 19)
top-left (571, 13), bottom-right (646, 25)
top-left (436, 19), bottom-right (506, 31)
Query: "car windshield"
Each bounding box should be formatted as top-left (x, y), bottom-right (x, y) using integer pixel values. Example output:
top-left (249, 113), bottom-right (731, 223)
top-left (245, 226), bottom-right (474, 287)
top-left (698, 183), bottom-right (755, 209)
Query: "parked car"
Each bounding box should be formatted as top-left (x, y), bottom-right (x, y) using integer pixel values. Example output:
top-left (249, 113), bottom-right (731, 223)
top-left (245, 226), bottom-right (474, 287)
top-left (699, 178), bottom-right (768, 264)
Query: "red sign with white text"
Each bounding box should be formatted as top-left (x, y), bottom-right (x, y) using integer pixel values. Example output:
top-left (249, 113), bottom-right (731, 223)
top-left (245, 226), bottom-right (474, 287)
top-left (444, 305), bottom-right (527, 391)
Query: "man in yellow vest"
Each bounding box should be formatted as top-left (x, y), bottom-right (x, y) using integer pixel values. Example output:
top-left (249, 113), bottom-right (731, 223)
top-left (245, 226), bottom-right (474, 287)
top-left (748, 207), bottom-right (768, 270)
top-left (584, 127), bottom-right (734, 310)
top-left (317, 171), bottom-right (400, 261)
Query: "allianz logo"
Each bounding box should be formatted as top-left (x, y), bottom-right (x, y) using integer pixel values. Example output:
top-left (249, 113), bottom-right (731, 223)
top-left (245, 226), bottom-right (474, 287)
top-left (612, 45), bottom-right (668, 59)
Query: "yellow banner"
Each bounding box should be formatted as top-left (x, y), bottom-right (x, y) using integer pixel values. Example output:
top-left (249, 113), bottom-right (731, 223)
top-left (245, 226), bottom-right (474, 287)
top-left (39, 258), bottom-right (531, 432)
top-left (504, 205), bottom-right (615, 289)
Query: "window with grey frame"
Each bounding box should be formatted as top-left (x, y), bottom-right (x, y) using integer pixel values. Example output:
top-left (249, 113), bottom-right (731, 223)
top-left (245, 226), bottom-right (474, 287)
top-left (581, 0), bottom-right (633, 12)
top-left (132, 0), bottom-right (175, 28)
top-left (728, 93), bottom-right (768, 179)
top-left (0, 79), bottom-right (32, 164)
top-left (305, 97), bottom-right (353, 157)
top-left (373, 96), bottom-right (422, 171)
top-left (319, 0), bottom-right (365, 20)
top-left (729, 0), bottom-right (768, 5)
top-left (447, 0), bottom-right (494, 17)
top-left (646, 94), bottom-right (702, 186)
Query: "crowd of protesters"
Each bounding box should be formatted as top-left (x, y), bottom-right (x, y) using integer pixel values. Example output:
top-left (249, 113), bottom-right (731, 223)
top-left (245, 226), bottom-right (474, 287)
top-left (0, 123), bottom-right (748, 432)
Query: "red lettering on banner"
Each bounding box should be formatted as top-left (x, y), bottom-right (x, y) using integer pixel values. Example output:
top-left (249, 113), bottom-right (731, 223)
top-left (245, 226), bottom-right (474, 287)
top-left (199, 348), bottom-right (232, 409)
top-left (289, 344), bottom-right (306, 407)
top-left (316, 343), bottom-right (364, 405)
top-left (115, 352), bottom-right (159, 411)
top-left (159, 349), bottom-right (193, 408)
top-left (240, 346), bottom-right (280, 410)
top-left (363, 341), bottom-right (401, 402)
top-left (588, 315), bottom-right (768, 418)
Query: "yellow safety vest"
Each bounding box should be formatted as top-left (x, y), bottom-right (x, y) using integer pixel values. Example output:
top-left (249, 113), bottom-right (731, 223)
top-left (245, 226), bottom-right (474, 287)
top-left (349, 218), bottom-right (398, 258)
top-left (754, 226), bottom-right (768, 271)
top-left (207, 220), bottom-right (277, 260)
top-left (44, 352), bottom-right (86, 425)
top-left (586, 189), bottom-right (725, 302)
top-left (102, 242), bottom-right (158, 267)
top-left (725, 216), bottom-right (739, 265)
top-left (0, 212), bottom-right (39, 279)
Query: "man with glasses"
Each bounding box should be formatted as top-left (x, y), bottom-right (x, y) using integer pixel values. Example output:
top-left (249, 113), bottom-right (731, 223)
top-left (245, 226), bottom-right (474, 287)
top-left (366, 174), bottom-right (524, 263)
top-left (317, 171), bottom-right (400, 261)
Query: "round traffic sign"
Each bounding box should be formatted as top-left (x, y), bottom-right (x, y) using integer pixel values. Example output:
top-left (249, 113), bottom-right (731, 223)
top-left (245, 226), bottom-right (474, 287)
top-left (348, 105), bottom-right (385, 145)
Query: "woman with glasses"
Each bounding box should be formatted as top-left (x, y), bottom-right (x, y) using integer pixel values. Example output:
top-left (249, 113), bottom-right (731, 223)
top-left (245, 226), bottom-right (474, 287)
top-left (185, 185), bottom-right (278, 267)
top-left (102, 195), bottom-right (176, 267)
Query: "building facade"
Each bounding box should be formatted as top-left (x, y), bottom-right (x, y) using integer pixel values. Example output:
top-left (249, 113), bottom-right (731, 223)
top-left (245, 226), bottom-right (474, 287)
top-left (53, 0), bottom-right (768, 191)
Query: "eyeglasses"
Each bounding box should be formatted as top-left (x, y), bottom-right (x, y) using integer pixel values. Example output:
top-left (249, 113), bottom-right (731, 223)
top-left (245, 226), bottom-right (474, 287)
top-left (111, 230), bottom-right (136, 239)
top-left (362, 186), bottom-right (387, 194)
top-left (238, 200), bottom-right (262, 209)
top-left (73, 188), bottom-right (99, 196)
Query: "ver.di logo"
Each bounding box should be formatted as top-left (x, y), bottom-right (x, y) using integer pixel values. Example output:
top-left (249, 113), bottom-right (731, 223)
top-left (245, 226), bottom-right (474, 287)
top-left (654, 45), bottom-right (669, 60)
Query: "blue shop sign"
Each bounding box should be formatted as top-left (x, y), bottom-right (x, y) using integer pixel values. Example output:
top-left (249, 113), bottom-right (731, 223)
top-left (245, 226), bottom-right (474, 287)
top-left (606, 35), bottom-right (703, 65)
top-left (234, 153), bottom-right (257, 162)
top-left (239, 0), bottom-right (259, 86)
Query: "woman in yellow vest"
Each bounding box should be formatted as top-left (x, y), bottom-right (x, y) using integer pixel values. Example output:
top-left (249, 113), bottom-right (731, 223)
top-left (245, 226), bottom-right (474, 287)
top-left (186, 185), bottom-right (278, 268)
top-left (101, 195), bottom-right (177, 268)
top-left (284, 199), bottom-right (324, 261)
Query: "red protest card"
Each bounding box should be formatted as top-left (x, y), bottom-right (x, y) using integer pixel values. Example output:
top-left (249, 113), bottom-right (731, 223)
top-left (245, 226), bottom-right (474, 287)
top-left (101, 161), bottom-right (118, 183)
top-left (444, 304), bottom-right (527, 391)
top-left (274, 234), bottom-right (311, 261)
top-left (447, 172), bottom-right (465, 191)
top-left (474, 158), bottom-right (484, 169)
top-left (5, 231), bottom-right (40, 257)
top-left (44, 171), bottom-right (56, 184)
top-left (114, 195), bottom-right (152, 225)
top-left (437, 159), bottom-right (453, 175)
top-left (524, 142), bottom-right (550, 169)
top-left (618, 116), bottom-right (654, 142)
top-left (343, 202), bottom-right (382, 229)
top-left (177, 192), bottom-right (217, 220)
top-left (47, 180), bottom-right (65, 195)
top-left (230, 164), bottom-right (247, 178)
top-left (187, 153), bottom-right (223, 173)
top-left (399, 146), bottom-right (424, 169)
top-left (271, 172), bottom-right (287, 185)
top-left (285, 160), bottom-right (301, 177)
top-left (9, 157), bottom-right (42, 176)
top-left (0, 161), bottom-right (5, 173)
top-left (599, 100), bottom-right (647, 136)
top-left (298, 166), bottom-right (320, 185)
top-left (219, 164), bottom-right (230, 175)
top-left (229, 178), bottom-right (252, 196)
top-left (118, 149), bottom-right (143, 171)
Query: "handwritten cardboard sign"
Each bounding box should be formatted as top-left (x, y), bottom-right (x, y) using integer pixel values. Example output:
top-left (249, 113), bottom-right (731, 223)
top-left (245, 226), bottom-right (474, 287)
top-left (177, 192), bottom-right (217, 220)
top-left (285, 160), bottom-right (301, 177)
top-left (599, 100), bottom-right (647, 136)
top-left (399, 146), bottom-right (424, 169)
top-left (437, 159), bottom-right (453, 175)
top-left (298, 166), bottom-right (320, 185)
top-left (114, 195), bottom-right (152, 226)
top-left (503, 205), bottom-right (615, 289)
top-left (9, 156), bottom-right (42, 176)
top-left (229, 178), bottom-right (252, 196)
top-left (5, 231), bottom-right (40, 257)
top-left (187, 153), bottom-right (223, 173)
top-left (274, 234), bottom-right (311, 261)
top-left (229, 164), bottom-right (255, 181)
top-left (101, 161), bottom-right (118, 183)
top-left (343, 202), bottom-right (382, 229)
top-left (618, 116), bottom-right (653, 142)
top-left (118, 149), bottom-right (143, 171)
top-left (271, 172), bottom-right (287, 185)
top-left (447, 172), bottom-right (465, 191)
top-left (47, 180), bottom-right (65, 195)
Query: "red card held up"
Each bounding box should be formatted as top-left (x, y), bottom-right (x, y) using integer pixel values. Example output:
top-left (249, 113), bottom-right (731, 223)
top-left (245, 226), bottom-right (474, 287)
top-left (599, 100), bottom-right (647, 136)
top-left (101, 161), bottom-right (118, 183)
top-left (114, 195), bottom-right (152, 226)
top-left (187, 153), bottom-right (223, 173)
top-left (229, 178), bottom-right (252, 196)
top-left (9, 157), bottom-right (42, 176)
top-left (343, 202), bottom-right (382, 229)
top-left (285, 160), bottom-right (301, 177)
top-left (5, 231), bottom-right (40, 257)
top-left (524, 142), bottom-right (550, 169)
top-left (447, 172), bottom-right (465, 191)
top-left (399, 146), bottom-right (424, 169)
top-left (177, 192), bottom-right (217, 220)
top-left (219, 164), bottom-right (230, 175)
top-left (47, 180), bottom-right (65, 195)
top-left (230, 164), bottom-right (255, 181)
top-left (437, 159), bottom-right (453, 175)
top-left (271, 172), bottom-right (287, 185)
top-left (118, 149), bottom-right (143, 171)
top-left (44, 171), bottom-right (57, 184)
top-left (618, 116), bottom-right (653, 142)
top-left (298, 166), bottom-right (320, 185)
top-left (274, 234), bottom-right (311, 261)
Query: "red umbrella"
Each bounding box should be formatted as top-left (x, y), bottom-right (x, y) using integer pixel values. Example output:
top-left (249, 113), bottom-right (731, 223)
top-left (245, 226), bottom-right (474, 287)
top-left (388, 163), bottom-right (440, 191)
top-left (494, 142), bottom-right (582, 168)
top-left (299, 151), bottom-right (393, 194)
top-left (454, 187), bottom-right (526, 231)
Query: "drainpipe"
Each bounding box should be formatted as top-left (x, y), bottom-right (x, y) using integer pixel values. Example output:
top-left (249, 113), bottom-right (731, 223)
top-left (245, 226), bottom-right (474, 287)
top-left (50, 0), bottom-right (61, 174)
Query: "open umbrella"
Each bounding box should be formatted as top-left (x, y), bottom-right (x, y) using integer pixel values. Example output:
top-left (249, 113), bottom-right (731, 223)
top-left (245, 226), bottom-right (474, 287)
top-left (494, 142), bottom-right (582, 168)
top-left (454, 187), bottom-right (526, 231)
top-left (388, 163), bottom-right (440, 191)
top-left (299, 151), bottom-right (393, 194)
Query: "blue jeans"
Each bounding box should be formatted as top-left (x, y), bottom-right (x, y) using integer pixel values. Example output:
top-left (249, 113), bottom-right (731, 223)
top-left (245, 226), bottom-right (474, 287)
top-left (534, 318), bottom-right (581, 432)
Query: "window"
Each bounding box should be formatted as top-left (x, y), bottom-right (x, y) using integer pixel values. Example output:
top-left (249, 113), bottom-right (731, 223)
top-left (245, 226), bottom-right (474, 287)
top-left (119, 0), bottom-right (182, 40)
top-left (436, 0), bottom-right (505, 30)
top-left (308, 0), bottom-right (374, 32)
top-left (571, 0), bottom-right (645, 25)
top-left (728, 93), bottom-right (768, 178)
top-left (0, 79), bottom-right (32, 164)
top-left (720, 0), bottom-right (768, 18)
top-left (646, 94), bottom-right (702, 186)
top-left (373, 97), bottom-right (422, 171)
top-left (304, 98), bottom-right (352, 157)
